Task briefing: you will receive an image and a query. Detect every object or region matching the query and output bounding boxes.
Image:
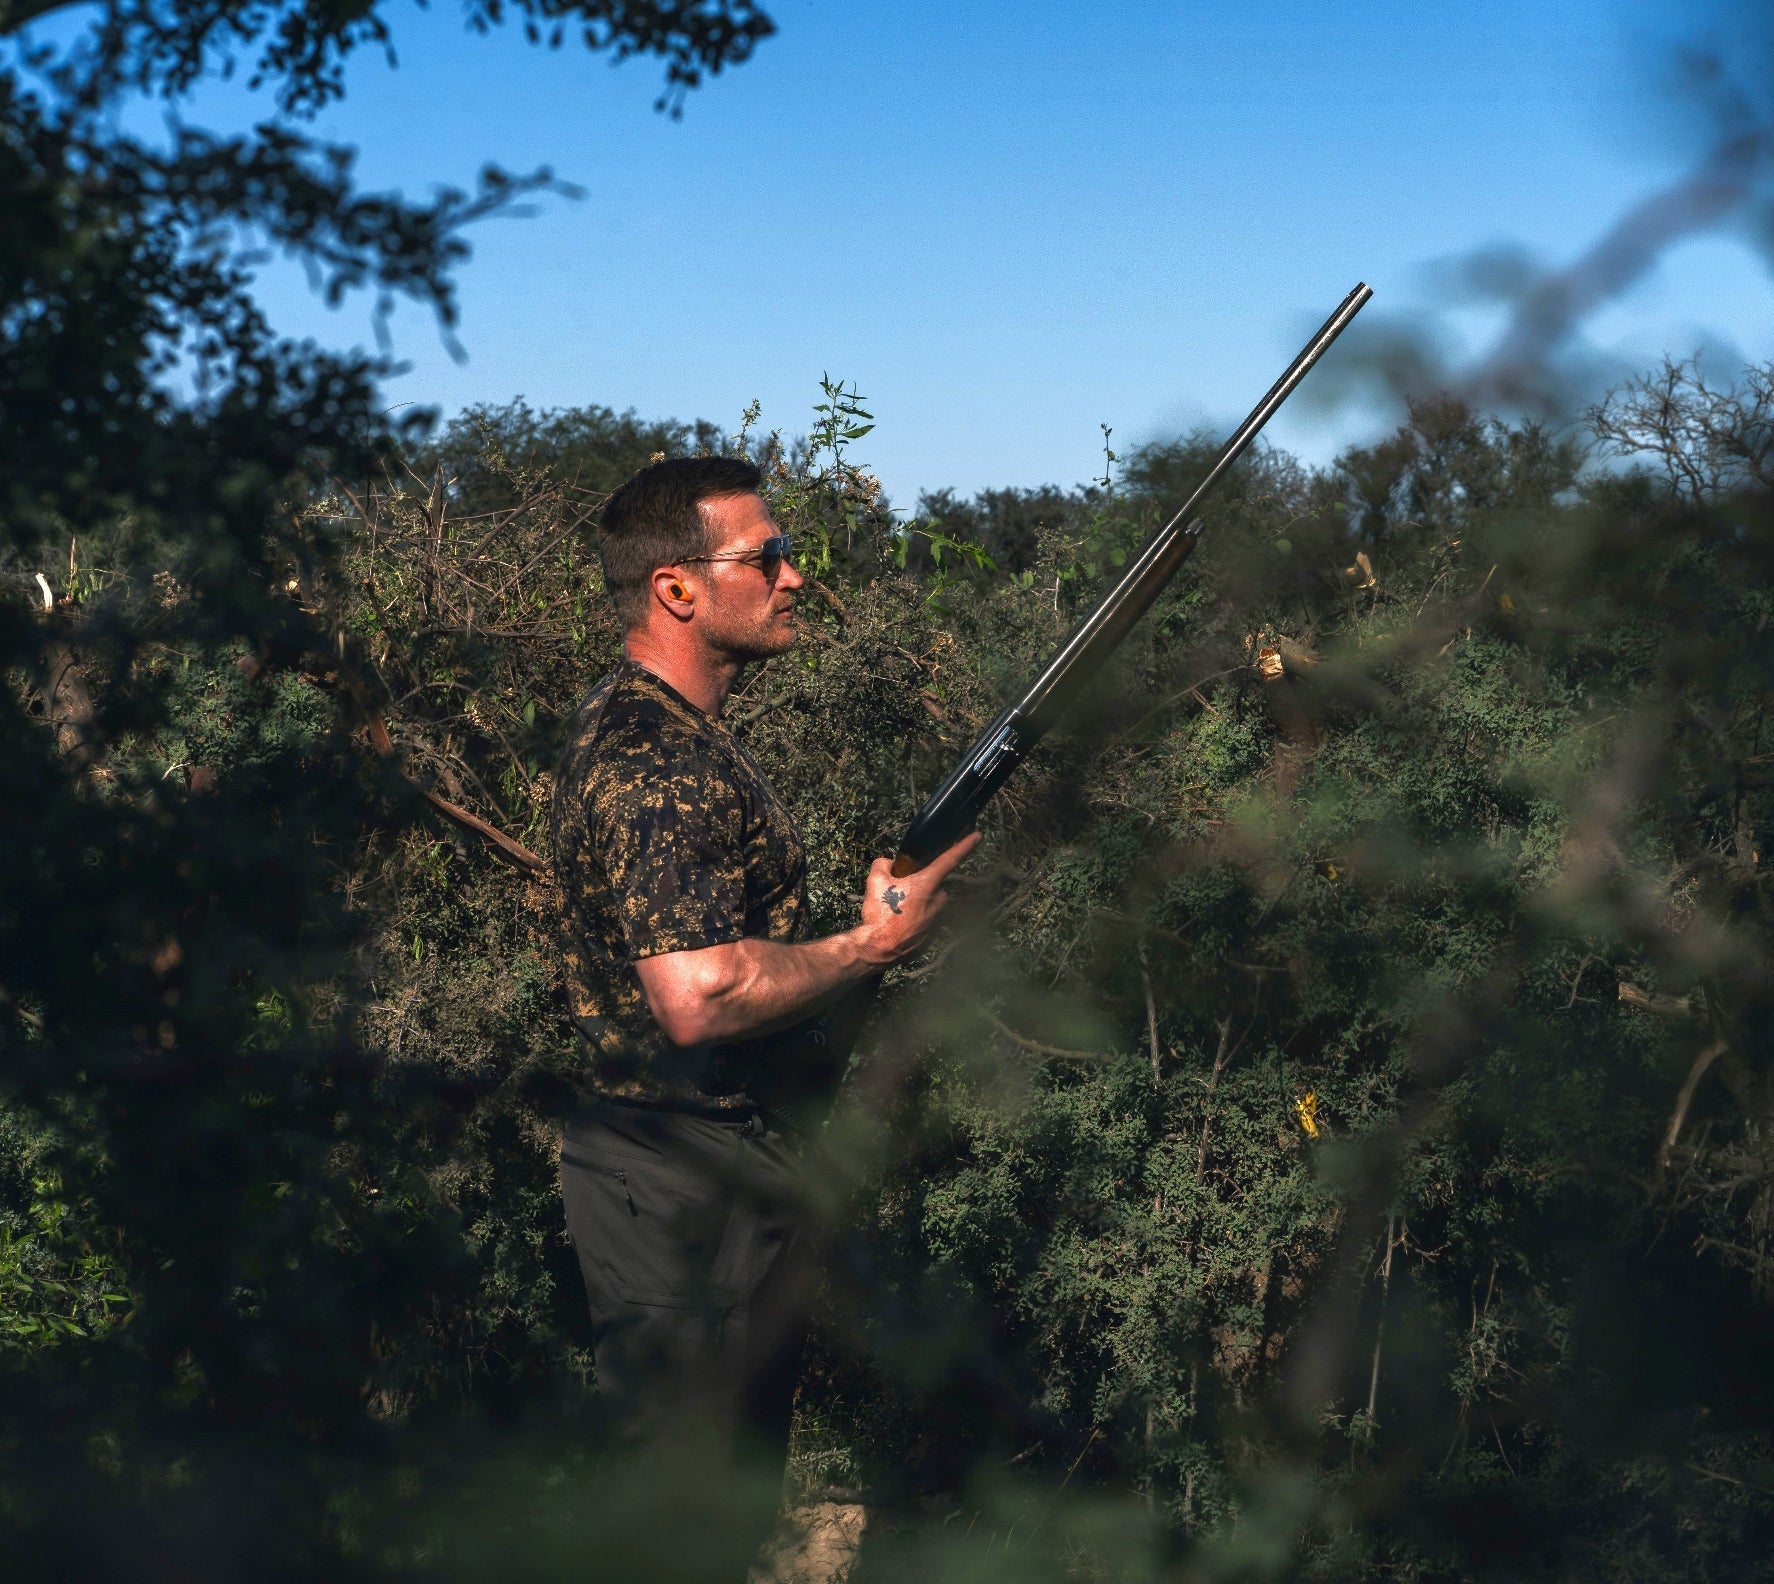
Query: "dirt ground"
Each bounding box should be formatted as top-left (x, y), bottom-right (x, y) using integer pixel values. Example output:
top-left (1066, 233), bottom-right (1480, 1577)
top-left (751, 1501), bottom-right (869, 1584)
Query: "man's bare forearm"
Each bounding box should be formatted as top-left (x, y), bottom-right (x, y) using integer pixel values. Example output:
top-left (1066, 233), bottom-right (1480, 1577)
top-left (633, 837), bottom-right (975, 1049)
top-left (635, 928), bottom-right (880, 1048)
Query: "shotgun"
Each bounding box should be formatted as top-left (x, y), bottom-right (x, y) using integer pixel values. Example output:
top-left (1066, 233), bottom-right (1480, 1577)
top-left (891, 282), bottom-right (1372, 877)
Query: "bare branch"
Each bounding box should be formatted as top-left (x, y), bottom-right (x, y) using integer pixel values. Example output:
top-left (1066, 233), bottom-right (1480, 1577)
top-left (1618, 981), bottom-right (1700, 1018)
top-left (1659, 1037), bottom-right (1729, 1177)
top-left (984, 1008), bottom-right (1107, 1063)
top-left (364, 712), bottom-right (546, 875)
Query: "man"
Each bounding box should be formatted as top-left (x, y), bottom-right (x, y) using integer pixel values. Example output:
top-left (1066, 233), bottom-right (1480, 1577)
top-left (549, 457), bottom-right (976, 1501)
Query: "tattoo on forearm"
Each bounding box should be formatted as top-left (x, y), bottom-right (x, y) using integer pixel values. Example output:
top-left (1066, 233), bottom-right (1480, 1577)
top-left (883, 885), bottom-right (906, 915)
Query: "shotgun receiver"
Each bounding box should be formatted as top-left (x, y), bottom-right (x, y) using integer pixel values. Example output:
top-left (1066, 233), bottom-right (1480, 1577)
top-left (890, 282), bottom-right (1373, 878)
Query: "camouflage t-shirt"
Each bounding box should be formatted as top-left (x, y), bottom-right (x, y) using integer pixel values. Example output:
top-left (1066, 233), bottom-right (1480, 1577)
top-left (550, 660), bottom-right (812, 1110)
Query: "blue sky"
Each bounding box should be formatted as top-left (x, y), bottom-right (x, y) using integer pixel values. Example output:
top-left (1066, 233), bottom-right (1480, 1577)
top-left (49, 0), bottom-right (1774, 505)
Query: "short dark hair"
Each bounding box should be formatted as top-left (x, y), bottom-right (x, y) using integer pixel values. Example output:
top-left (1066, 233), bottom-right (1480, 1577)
top-left (595, 456), bottom-right (763, 625)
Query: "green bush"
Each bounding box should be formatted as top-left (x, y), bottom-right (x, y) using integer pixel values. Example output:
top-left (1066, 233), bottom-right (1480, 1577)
top-left (6, 363), bottom-right (1773, 1578)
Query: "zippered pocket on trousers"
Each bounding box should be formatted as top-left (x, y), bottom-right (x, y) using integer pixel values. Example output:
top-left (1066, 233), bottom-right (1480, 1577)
top-left (560, 1151), bottom-right (639, 1216)
top-left (607, 1166), bottom-right (637, 1217)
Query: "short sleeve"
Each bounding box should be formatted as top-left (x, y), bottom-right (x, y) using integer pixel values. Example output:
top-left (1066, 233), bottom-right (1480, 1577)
top-left (587, 725), bottom-right (749, 959)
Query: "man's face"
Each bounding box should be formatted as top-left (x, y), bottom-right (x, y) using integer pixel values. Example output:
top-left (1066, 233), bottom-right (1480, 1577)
top-left (687, 492), bottom-right (803, 663)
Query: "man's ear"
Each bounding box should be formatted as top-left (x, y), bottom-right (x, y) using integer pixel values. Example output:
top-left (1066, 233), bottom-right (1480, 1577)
top-left (652, 567), bottom-right (695, 622)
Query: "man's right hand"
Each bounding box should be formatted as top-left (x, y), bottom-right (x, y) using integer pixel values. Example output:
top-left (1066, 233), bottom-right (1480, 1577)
top-left (857, 831), bottom-right (981, 967)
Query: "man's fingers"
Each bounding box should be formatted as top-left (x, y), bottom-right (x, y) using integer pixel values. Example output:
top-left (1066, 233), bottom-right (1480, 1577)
top-left (867, 832), bottom-right (976, 945)
top-left (919, 830), bottom-right (982, 885)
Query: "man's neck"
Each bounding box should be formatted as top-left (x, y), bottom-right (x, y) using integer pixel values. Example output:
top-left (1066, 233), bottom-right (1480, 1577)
top-left (621, 628), bottom-right (739, 718)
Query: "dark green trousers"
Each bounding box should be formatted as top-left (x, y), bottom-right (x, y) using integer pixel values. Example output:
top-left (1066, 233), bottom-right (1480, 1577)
top-left (559, 1099), bottom-right (811, 1466)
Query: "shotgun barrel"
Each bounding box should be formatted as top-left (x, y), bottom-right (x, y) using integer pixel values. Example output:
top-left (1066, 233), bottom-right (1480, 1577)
top-left (891, 282), bottom-right (1372, 878)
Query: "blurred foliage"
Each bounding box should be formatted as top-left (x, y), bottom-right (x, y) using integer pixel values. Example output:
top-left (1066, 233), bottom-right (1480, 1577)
top-left (4, 4), bottom-right (1773, 1578)
top-left (10, 338), bottom-right (1774, 1577)
top-left (0, 0), bottom-right (773, 1575)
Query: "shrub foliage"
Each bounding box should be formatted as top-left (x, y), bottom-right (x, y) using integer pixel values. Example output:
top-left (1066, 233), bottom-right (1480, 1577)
top-left (6, 347), bottom-right (1773, 1576)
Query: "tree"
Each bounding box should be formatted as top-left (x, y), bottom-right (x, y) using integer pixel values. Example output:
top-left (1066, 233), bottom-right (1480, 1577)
top-left (214, 379), bottom-right (1771, 1581)
top-left (0, 3), bottom-right (771, 1572)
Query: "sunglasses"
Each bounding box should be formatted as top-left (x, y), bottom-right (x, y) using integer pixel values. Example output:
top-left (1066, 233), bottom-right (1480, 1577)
top-left (680, 534), bottom-right (794, 579)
